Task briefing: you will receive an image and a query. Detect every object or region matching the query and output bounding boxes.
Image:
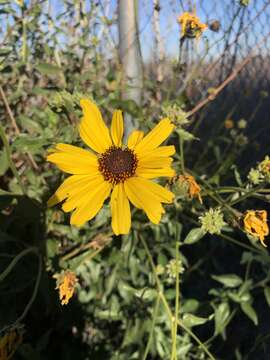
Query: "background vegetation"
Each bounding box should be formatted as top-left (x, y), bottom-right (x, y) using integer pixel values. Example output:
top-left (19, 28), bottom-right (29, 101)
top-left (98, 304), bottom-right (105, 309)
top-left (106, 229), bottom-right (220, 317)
top-left (1, 0), bottom-right (270, 359)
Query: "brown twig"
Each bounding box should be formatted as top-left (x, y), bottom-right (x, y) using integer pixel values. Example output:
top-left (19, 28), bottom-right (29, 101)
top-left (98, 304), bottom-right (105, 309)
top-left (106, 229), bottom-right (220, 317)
top-left (187, 30), bottom-right (270, 118)
top-left (0, 85), bottom-right (38, 170)
top-left (187, 56), bottom-right (251, 117)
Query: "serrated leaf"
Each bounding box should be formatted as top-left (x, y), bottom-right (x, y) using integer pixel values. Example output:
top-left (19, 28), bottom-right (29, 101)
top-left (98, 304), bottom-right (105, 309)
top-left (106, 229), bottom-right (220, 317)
top-left (240, 302), bottom-right (258, 325)
top-left (214, 302), bottom-right (230, 335)
top-left (184, 227), bottom-right (206, 245)
top-left (212, 274), bottom-right (243, 288)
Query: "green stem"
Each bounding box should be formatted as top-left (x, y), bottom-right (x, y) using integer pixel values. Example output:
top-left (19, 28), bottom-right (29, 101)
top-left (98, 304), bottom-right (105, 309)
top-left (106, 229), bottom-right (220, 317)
top-left (140, 235), bottom-right (216, 360)
top-left (0, 124), bottom-right (26, 194)
top-left (171, 241), bottom-right (180, 360)
top-left (179, 136), bottom-right (185, 173)
top-left (62, 234), bottom-right (112, 261)
top-left (16, 252), bottom-right (42, 323)
top-left (0, 247), bottom-right (42, 324)
top-left (142, 295), bottom-right (160, 360)
top-left (219, 233), bottom-right (263, 256)
top-left (0, 247), bottom-right (37, 282)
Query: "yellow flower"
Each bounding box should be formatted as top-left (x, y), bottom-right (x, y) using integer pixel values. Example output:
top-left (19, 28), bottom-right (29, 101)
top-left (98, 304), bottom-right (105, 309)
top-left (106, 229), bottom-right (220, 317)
top-left (243, 210), bottom-right (269, 247)
top-left (55, 271), bottom-right (78, 305)
top-left (178, 12), bottom-right (207, 39)
top-left (224, 119), bottom-right (234, 129)
top-left (47, 99), bottom-right (175, 235)
top-left (178, 174), bottom-right (202, 203)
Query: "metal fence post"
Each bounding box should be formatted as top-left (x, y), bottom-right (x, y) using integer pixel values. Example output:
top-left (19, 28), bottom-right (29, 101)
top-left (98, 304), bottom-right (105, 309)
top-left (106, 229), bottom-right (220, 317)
top-left (118, 0), bottom-right (143, 134)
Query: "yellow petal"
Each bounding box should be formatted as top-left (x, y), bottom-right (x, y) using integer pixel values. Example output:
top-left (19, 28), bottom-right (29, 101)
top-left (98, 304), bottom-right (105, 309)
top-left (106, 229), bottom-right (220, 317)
top-left (136, 167), bottom-right (175, 179)
top-left (110, 183), bottom-right (131, 235)
top-left (138, 157), bottom-right (173, 169)
top-left (127, 130), bottom-right (144, 149)
top-left (111, 110), bottom-right (124, 147)
top-left (124, 177), bottom-right (174, 224)
top-left (62, 175), bottom-right (106, 212)
top-left (134, 118), bottom-right (174, 154)
top-left (47, 175), bottom-right (92, 207)
top-left (137, 178), bottom-right (175, 203)
top-left (70, 180), bottom-right (112, 226)
top-left (138, 145), bottom-right (175, 159)
top-left (79, 99), bottom-right (112, 153)
top-left (47, 143), bottom-right (99, 174)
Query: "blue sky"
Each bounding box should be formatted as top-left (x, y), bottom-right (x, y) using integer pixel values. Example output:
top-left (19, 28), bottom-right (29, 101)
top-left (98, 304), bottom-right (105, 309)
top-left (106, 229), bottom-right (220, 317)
top-left (1, 0), bottom-right (270, 61)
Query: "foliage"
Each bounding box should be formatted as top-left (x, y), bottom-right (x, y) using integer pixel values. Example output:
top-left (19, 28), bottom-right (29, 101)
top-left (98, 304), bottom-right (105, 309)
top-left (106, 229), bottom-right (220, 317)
top-left (0, 1), bottom-right (270, 360)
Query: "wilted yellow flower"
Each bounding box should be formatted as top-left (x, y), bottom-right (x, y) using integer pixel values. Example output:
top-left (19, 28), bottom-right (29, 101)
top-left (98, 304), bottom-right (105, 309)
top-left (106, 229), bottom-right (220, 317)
top-left (178, 12), bottom-right (207, 39)
top-left (47, 99), bottom-right (175, 235)
top-left (243, 210), bottom-right (269, 247)
top-left (55, 271), bottom-right (78, 305)
top-left (178, 174), bottom-right (202, 203)
top-left (0, 324), bottom-right (23, 360)
top-left (258, 156), bottom-right (270, 176)
top-left (224, 119), bottom-right (234, 129)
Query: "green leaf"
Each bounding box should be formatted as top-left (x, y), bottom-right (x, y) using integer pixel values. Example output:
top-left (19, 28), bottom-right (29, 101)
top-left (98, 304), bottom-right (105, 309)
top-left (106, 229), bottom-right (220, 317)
top-left (135, 288), bottom-right (157, 302)
top-left (212, 274), bottom-right (243, 288)
top-left (176, 128), bottom-right (199, 142)
top-left (184, 228), bottom-right (206, 245)
top-left (17, 115), bottom-right (42, 134)
top-left (240, 302), bottom-right (258, 325)
top-left (12, 135), bottom-right (47, 154)
top-left (181, 299), bottom-right (199, 313)
top-left (182, 313), bottom-right (210, 328)
top-left (35, 62), bottom-right (62, 75)
top-left (0, 148), bottom-right (9, 176)
top-left (214, 302), bottom-right (230, 335)
top-left (264, 287), bottom-right (270, 307)
top-left (117, 280), bottom-right (137, 302)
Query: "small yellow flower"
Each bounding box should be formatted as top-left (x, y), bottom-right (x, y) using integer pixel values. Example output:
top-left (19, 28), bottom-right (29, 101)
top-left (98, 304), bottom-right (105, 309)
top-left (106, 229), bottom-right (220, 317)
top-left (243, 210), bottom-right (269, 247)
top-left (55, 271), bottom-right (78, 305)
top-left (47, 99), bottom-right (175, 235)
top-left (178, 12), bottom-right (207, 39)
top-left (178, 174), bottom-right (202, 203)
top-left (224, 119), bottom-right (234, 129)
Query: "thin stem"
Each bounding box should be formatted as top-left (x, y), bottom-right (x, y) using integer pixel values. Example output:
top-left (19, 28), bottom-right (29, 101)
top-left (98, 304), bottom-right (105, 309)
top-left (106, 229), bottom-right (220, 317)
top-left (219, 233), bottom-right (263, 256)
top-left (179, 135), bottom-right (185, 173)
top-left (0, 247), bottom-right (37, 282)
top-left (0, 247), bottom-right (42, 325)
top-left (140, 234), bottom-right (216, 360)
top-left (171, 241), bottom-right (180, 360)
top-left (69, 246), bottom-right (106, 271)
top-left (61, 234), bottom-right (112, 261)
top-left (142, 295), bottom-right (160, 360)
top-left (178, 320), bottom-right (216, 360)
top-left (0, 86), bottom-right (38, 169)
top-left (16, 252), bottom-right (42, 323)
top-left (0, 124), bottom-right (26, 194)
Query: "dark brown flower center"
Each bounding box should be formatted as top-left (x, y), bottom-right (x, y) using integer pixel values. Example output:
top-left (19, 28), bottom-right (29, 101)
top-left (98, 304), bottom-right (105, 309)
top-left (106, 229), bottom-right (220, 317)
top-left (98, 146), bottom-right (138, 184)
